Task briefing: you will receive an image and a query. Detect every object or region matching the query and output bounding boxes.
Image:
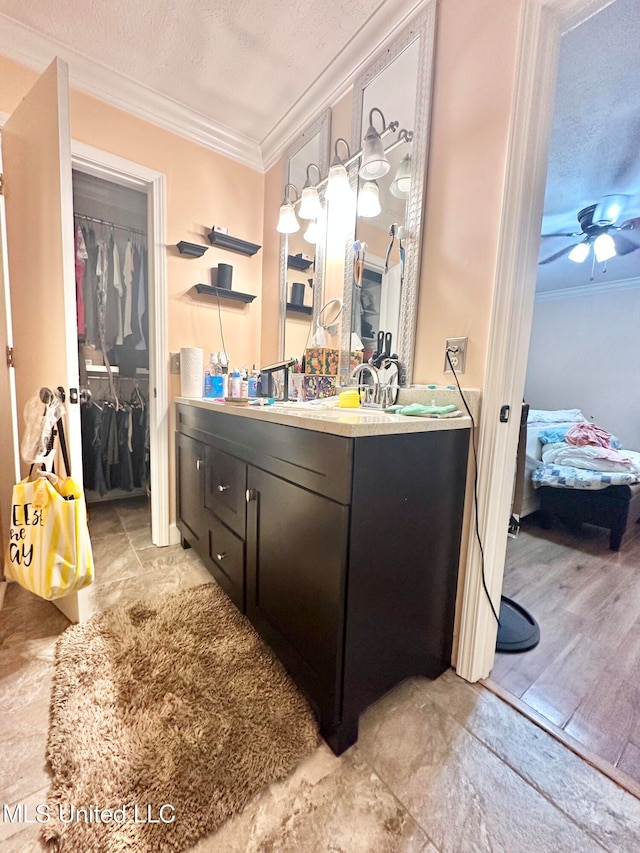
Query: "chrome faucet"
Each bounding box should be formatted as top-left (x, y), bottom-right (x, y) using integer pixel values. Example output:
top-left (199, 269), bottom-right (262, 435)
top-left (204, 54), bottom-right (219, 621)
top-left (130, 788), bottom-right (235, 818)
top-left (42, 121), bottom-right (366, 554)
top-left (350, 362), bottom-right (381, 406)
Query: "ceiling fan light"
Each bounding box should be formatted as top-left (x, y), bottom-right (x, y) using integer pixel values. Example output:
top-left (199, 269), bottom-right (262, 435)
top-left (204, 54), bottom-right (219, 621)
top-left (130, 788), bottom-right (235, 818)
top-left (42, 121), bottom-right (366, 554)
top-left (594, 232), bottom-right (616, 262)
top-left (298, 186), bottom-right (322, 220)
top-left (357, 181), bottom-right (381, 218)
top-left (568, 241), bottom-right (590, 263)
top-left (592, 194), bottom-right (626, 226)
top-left (276, 201), bottom-right (299, 234)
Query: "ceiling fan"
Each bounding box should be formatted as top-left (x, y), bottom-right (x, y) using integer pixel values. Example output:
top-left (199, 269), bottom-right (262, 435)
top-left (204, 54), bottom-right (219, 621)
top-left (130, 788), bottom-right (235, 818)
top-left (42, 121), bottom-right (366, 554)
top-left (539, 195), bottom-right (640, 265)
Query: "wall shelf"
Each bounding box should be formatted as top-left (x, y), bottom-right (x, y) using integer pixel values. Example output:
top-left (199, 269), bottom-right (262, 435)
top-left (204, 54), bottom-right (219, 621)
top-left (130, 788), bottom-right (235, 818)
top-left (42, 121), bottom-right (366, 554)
top-left (194, 284), bottom-right (256, 303)
top-left (287, 254), bottom-right (313, 271)
top-left (207, 230), bottom-right (261, 256)
top-left (286, 302), bottom-right (313, 315)
top-left (177, 241), bottom-right (208, 257)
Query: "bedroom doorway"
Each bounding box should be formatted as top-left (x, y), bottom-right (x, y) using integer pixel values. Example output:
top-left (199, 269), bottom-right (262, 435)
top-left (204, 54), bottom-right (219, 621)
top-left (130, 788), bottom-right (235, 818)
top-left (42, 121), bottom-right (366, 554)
top-left (485, 0), bottom-right (640, 795)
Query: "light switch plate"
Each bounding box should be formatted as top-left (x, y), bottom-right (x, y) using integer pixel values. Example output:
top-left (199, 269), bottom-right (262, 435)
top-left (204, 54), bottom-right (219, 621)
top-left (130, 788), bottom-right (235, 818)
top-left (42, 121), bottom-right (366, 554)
top-left (170, 352), bottom-right (180, 374)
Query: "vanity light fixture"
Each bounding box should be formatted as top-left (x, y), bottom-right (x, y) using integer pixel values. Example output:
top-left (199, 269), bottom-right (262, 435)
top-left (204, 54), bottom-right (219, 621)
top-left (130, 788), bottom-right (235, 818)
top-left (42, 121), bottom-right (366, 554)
top-left (326, 139), bottom-right (353, 204)
top-left (303, 219), bottom-right (318, 244)
top-left (276, 183), bottom-right (300, 234)
top-left (357, 181), bottom-right (381, 218)
top-left (390, 152), bottom-right (412, 199)
top-left (359, 108), bottom-right (395, 181)
top-left (298, 164), bottom-right (323, 220)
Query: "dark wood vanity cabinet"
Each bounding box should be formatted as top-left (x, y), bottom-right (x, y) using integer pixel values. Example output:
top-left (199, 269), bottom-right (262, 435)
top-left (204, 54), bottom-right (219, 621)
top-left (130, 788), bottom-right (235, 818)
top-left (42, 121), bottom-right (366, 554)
top-left (176, 403), bottom-right (470, 755)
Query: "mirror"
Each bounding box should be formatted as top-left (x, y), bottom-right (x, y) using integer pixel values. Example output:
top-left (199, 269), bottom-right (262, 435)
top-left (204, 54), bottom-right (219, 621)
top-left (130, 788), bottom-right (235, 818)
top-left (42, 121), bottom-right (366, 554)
top-left (278, 110), bottom-right (331, 363)
top-left (340, 3), bottom-right (436, 385)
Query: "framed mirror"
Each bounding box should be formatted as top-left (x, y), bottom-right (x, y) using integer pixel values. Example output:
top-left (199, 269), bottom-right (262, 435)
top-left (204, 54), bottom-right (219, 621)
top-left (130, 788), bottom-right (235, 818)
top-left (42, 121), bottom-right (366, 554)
top-left (340, 3), bottom-right (437, 385)
top-left (278, 110), bottom-right (332, 363)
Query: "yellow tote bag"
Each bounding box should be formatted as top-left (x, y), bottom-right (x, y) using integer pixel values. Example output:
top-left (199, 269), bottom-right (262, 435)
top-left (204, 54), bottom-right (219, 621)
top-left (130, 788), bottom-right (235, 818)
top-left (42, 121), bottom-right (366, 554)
top-left (5, 473), bottom-right (94, 600)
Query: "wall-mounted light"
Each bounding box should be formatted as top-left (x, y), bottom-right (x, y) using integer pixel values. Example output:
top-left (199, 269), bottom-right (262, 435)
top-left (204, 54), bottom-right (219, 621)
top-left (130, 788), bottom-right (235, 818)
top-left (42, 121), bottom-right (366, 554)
top-left (390, 153), bottom-right (411, 199)
top-left (298, 164), bottom-right (323, 220)
top-left (303, 219), bottom-right (318, 244)
top-left (357, 181), bottom-right (381, 218)
top-left (326, 139), bottom-right (353, 204)
top-left (276, 183), bottom-right (300, 234)
top-left (359, 108), bottom-right (393, 181)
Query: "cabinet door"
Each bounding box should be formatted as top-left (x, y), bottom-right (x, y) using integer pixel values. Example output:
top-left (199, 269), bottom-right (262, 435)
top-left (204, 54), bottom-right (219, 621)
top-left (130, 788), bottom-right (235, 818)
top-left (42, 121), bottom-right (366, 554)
top-left (2, 58), bottom-right (81, 480)
top-left (246, 466), bottom-right (348, 726)
top-left (176, 433), bottom-right (205, 548)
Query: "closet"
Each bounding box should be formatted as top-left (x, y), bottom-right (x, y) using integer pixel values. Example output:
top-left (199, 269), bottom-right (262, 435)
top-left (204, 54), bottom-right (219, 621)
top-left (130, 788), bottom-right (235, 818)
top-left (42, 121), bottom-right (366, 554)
top-left (72, 171), bottom-right (150, 504)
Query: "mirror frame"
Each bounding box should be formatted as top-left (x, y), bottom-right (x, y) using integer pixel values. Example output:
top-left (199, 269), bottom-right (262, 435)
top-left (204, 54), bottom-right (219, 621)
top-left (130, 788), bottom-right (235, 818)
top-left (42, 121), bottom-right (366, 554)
top-left (278, 109), bottom-right (332, 359)
top-left (341, 2), bottom-right (437, 385)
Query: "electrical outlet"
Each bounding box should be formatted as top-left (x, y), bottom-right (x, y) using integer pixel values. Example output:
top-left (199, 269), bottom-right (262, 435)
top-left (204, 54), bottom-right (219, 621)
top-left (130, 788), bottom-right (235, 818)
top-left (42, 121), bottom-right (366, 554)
top-left (444, 337), bottom-right (468, 374)
top-left (170, 352), bottom-right (180, 374)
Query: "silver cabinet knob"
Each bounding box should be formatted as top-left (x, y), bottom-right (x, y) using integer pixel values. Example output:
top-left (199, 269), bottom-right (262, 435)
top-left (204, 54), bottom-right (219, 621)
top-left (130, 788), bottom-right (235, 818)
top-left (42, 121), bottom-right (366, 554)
top-left (196, 459), bottom-right (202, 470)
top-left (217, 484), bottom-right (229, 492)
top-left (245, 489), bottom-right (257, 502)
top-left (215, 552), bottom-right (227, 561)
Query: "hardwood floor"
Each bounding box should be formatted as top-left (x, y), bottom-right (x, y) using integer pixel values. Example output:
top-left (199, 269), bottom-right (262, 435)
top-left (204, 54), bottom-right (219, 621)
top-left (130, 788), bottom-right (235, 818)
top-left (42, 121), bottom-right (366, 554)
top-left (491, 512), bottom-right (640, 787)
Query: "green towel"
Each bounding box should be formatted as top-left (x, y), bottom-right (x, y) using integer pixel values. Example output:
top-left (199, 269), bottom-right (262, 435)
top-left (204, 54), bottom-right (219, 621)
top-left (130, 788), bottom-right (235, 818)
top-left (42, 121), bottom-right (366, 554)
top-left (388, 402), bottom-right (458, 417)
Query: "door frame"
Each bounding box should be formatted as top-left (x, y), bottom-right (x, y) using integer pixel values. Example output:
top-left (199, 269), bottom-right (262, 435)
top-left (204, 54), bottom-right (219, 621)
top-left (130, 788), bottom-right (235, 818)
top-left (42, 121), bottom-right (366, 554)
top-left (455, 0), bottom-right (618, 681)
top-left (71, 142), bottom-right (170, 547)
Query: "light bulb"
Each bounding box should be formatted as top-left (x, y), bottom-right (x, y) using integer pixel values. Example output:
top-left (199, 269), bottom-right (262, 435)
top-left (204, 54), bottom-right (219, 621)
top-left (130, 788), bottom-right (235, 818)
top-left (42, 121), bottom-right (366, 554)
top-left (276, 201), bottom-right (299, 234)
top-left (298, 186), bottom-right (322, 220)
top-left (594, 232), bottom-right (616, 262)
top-left (303, 219), bottom-right (318, 244)
top-left (390, 153), bottom-right (411, 199)
top-left (359, 126), bottom-right (390, 180)
top-left (326, 163), bottom-right (352, 204)
top-left (568, 241), bottom-right (590, 263)
top-left (357, 181), bottom-right (381, 218)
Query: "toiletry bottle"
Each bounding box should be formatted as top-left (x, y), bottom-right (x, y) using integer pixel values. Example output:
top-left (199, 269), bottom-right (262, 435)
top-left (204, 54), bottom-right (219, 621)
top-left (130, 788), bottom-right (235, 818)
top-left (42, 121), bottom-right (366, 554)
top-left (211, 354), bottom-right (224, 398)
top-left (222, 372), bottom-right (229, 399)
top-left (247, 366), bottom-right (258, 398)
top-left (203, 353), bottom-right (217, 398)
top-left (241, 366), bottom-right (249, 398)
top-left (231, 368), bottom-right (242, 398)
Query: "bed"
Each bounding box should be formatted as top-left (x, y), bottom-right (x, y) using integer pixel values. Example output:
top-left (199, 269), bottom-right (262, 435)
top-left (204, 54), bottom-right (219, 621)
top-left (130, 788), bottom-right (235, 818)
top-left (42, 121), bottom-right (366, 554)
top-left (521, 408), bottom-right (640, 551)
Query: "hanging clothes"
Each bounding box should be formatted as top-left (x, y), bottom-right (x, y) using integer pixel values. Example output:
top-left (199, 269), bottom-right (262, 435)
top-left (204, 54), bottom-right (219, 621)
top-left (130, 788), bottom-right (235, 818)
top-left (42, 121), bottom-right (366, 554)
top-left (82, 227), bottom-right (99, 347)
top-left (75, 226), bottom-right (88, 337)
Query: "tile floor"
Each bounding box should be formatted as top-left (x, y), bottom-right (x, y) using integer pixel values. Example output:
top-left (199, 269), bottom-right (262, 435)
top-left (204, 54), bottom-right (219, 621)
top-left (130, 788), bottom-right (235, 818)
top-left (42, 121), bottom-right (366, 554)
top-left (2, 497), bottom-right (640, 852)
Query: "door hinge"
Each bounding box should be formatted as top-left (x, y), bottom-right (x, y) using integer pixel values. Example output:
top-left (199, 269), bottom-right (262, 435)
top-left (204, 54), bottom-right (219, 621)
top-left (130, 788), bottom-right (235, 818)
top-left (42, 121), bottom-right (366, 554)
top-left (0, 173), bottom-right (4, 195)
top-left (6, 346), bottom-right (14, 367)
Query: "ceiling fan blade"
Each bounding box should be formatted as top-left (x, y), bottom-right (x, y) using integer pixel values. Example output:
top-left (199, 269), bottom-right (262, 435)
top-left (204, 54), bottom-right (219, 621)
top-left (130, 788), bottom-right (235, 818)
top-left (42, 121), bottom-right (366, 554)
top-left (539, 244), bottom-right (577, 265)
top-left (613, 235), bottom-right (640, 256)
top-left (541, 232), bottom-right (581, 238)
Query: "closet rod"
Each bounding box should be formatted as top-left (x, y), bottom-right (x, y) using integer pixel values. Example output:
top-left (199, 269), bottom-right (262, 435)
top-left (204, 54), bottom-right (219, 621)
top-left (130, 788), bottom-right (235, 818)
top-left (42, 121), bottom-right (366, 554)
top-left (74, 213), bottom-right (147, 237)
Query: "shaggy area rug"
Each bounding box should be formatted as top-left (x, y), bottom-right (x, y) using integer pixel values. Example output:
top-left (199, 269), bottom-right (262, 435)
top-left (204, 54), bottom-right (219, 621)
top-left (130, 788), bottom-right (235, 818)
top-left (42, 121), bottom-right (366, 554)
top-left (42, 583), bottom-right (319, 852)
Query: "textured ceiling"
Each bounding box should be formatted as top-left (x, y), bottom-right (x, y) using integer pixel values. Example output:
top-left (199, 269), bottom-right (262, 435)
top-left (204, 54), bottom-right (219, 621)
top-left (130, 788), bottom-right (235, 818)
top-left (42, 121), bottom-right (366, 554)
top-left (0, 0), bottom-right (397, 145)
top-left (537, 0), bottom-right (640, 291)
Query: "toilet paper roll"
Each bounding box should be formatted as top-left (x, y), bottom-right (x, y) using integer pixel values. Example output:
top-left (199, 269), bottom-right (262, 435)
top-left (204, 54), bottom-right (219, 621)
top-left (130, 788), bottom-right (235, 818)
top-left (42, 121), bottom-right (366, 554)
top-left (180, 347), bottom-right (204, 398)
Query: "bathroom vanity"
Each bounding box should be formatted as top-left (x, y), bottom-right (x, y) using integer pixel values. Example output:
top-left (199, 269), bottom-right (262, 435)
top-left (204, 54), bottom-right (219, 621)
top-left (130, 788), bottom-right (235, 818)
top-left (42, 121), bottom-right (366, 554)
top-left (175, 399), bottom-right (470, 754)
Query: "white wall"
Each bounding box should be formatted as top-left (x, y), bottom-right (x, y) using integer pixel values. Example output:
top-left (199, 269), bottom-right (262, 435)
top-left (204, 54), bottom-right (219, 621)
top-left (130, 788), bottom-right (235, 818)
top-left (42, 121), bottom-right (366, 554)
top-left (524, 282), bottom-right (640, 449)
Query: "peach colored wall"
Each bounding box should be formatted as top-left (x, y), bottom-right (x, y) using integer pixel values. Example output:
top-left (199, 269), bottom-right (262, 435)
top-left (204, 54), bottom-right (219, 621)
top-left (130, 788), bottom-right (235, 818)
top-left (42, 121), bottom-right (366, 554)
top-left (0, 54), bottom-right (264, 531)
top-left (261, 161), bottom-right (282, 365)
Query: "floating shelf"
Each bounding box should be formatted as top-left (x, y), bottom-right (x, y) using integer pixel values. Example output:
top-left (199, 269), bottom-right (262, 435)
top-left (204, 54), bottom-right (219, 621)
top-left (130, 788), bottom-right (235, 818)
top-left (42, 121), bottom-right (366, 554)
top-left (85, 365), bottom-right (149, 375)
top-left (207, 231), bottom-right (261, 256)
top-left (286, 302), bottom-right (313, 315)
top-left (177, 240), bottom-right (208, 257)
top-left (194, 284), bottom-right (256, 303)
top-left (287, 254), bottom-right (313, 271)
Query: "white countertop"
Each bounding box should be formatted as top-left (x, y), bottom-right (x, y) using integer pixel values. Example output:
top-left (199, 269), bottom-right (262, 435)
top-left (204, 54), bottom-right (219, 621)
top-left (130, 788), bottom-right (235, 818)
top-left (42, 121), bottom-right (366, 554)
top-left (175, 394), bottom-right (476, 438)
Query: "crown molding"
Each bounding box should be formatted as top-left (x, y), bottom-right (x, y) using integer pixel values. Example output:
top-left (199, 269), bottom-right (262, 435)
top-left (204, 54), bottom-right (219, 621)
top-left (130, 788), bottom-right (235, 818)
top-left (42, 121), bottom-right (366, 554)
top-left (536, 276), bottom-right (640, 302)
top-left (0, 13), bottom-right (263, 172)
top-left (260, 0), bottom-right (427, 171)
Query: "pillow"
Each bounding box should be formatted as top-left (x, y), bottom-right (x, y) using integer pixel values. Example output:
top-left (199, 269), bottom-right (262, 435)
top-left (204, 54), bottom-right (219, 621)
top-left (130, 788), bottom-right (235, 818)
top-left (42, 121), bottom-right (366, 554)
top-left (527, 408), bottom-right (586, 425)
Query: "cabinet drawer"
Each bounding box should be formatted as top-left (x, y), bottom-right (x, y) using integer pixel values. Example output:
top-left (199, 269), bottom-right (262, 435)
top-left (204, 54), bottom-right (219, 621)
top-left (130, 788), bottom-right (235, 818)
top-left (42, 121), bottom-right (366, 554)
top-left (206, 515), bottom-right (244, 611)
top-left (205, 447), bottom-right (246, 538)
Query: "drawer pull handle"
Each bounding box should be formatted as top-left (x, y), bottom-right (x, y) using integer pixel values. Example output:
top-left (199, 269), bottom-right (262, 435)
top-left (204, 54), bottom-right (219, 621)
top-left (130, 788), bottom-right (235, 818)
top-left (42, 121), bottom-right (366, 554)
top-left (216, 552), bottom-right (227, 561)
top-left (217, 484), bottom-right (229, 492)
top-left (196, 459), bottom-right (202, 470)
top-left (245, 489), bottom-right (257, 502)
